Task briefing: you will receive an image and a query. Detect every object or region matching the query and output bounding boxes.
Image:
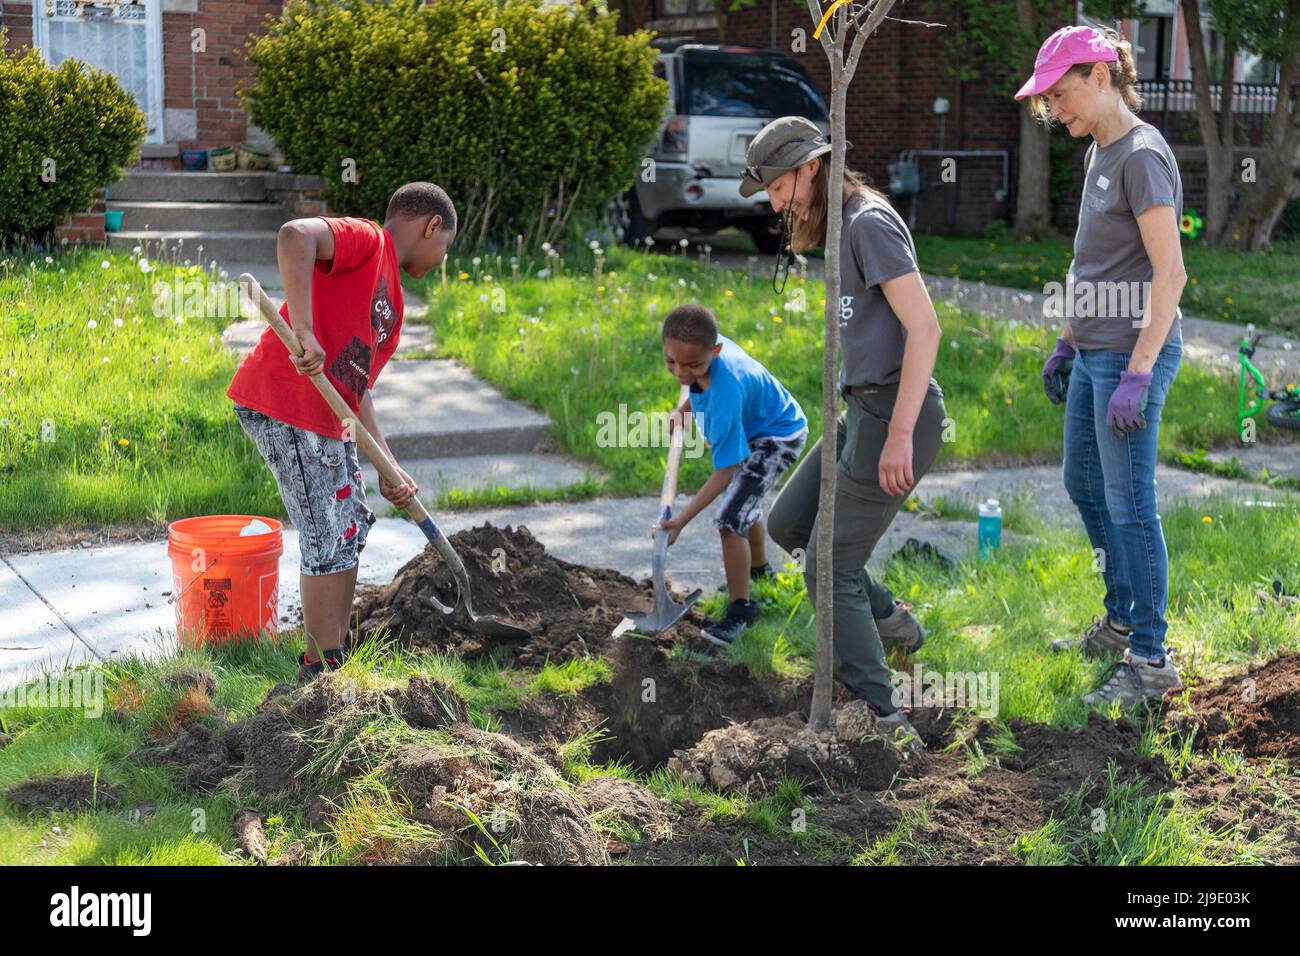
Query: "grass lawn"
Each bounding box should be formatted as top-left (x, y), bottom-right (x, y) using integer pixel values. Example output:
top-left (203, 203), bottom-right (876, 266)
top-left (913, 233), bottom-right (1300, 332)
top-left (0, 242), bottom-right (1253, 530)
top-left (416, 244), bottom-right (1241, 494)
top-left (2, 495), bottom-right (1294, 864)
top-left (0, 248), bottom-right (282, 529)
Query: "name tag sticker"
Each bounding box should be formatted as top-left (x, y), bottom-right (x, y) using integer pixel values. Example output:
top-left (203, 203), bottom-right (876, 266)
top-left (1096, 175), bottom-right (1111, 190)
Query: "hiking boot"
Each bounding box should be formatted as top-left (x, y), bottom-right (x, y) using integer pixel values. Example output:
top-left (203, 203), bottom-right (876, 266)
top-left (718, 563), bottom-right (774, 595)
top-left (1051, 616), bottom-right (1131, 657)
top-left (1083, 651), bottom-right (1183, 708)
top-left (877, 600), bottom-right (925, 652)
top-left (874, 709), bottom-right (924, 752)
top-left (297, 647), bottom-right (345, 683)
top-left (702, 598), bottom-right (760, 647)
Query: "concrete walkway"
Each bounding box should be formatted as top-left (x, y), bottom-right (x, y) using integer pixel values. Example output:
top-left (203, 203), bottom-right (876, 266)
top-left (4, 461), bottom-right (1290, 689)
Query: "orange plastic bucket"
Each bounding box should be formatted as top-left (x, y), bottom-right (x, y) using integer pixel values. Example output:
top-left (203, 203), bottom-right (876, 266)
top-left (167, 515), bottom-right (284, 648)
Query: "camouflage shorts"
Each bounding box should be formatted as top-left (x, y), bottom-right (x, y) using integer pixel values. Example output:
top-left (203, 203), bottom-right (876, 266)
top-left (714, 429), bottom-right (808, 536)
top-left (234, 404), bottom-right (375, 575)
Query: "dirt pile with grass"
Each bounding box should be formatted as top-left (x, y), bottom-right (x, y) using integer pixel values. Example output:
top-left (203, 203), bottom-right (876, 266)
top-left (130, 671), bottom-right (630, 864)
top-left (352, 524), bottom-right (713, 665)
top-left (3, 772), bottom-right (121, 813)
top-left (1166, 653), bottom-right (1300, 762)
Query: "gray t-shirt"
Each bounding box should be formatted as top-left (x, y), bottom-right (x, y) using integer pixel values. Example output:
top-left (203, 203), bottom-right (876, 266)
top-left (1069, 121), bottom-right (1182, 352)
top-left (838, 191), bottom-right (918, 388)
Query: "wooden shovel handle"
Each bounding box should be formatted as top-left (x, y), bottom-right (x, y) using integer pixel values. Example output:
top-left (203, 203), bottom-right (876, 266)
top-left (239, 273), bottom-right (426, 524)
top-left (659, 384), bottom-right (691, 512)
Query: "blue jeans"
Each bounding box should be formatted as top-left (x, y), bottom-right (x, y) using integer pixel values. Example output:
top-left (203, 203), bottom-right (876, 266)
top-left (1062, 341), bottom-right (1181, 660)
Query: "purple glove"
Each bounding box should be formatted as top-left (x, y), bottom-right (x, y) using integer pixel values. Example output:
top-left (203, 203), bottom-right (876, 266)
top-left (1042, 337), bottom-right (1075, 405)
top-left (1107, 371), bottom-right (1152, 435)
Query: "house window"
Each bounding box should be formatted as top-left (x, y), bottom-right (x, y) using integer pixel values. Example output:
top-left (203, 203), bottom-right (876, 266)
top-left (1134, 15), bottom-right (1173, 82)
top-left (661, 0), bottom-right (714, 14)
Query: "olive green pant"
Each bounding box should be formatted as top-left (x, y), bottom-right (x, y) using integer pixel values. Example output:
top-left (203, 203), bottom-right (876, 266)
top-left (768, 382), bottom-right (947, 714)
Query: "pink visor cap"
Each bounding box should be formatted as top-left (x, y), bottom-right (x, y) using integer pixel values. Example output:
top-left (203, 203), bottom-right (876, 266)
top-left (1014, 25), bottom-right (1118, 100)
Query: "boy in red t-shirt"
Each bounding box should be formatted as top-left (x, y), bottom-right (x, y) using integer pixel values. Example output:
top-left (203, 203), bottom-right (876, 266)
top-left (227, 182), bottom-right (456, 680)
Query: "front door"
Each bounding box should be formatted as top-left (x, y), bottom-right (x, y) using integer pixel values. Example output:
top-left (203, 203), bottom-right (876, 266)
top-left (33, 0), bottom-right (164, 143)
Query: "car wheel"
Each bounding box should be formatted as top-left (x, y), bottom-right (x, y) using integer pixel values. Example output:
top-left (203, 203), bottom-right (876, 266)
top-left (620, 189), bottom-right (658, 247)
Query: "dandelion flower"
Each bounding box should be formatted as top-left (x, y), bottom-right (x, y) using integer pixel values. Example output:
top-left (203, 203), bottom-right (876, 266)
top-left (86, 319), bottom-right (98, 329)
top-left (101, 260), bottom-right (110, 269)
top-left (1201, 516), bottom-right (1213, 524)
top-left (117, 438), bottom-right (130, 447)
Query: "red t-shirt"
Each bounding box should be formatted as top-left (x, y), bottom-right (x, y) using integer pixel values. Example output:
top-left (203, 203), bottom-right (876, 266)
top-left (228, 217), bottom-right (404, 438)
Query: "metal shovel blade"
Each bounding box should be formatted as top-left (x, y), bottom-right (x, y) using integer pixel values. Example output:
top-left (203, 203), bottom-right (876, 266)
top-left (425, 534), bottom-right (532, 640)
top-left (428, 590), bottom-right (532, 640)
top-left (622, 529), bottom-right (702, 635)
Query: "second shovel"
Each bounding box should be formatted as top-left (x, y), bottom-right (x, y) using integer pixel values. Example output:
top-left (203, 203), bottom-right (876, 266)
top-left (617, 385), bottom-right (703, 636)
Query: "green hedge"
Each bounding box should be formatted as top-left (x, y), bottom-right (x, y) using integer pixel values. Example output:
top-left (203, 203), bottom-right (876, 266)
top-left (243, 0), bottom-right (667, 251)
top-left (0, 33), bottom-right (145, 244)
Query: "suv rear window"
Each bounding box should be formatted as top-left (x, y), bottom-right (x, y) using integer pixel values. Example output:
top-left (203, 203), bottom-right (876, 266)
top-left (681, 52), bottom-right (828, 120)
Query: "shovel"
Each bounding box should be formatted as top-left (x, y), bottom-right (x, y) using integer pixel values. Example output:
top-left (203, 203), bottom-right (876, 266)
top-left (616, 384), bottom-right (703, 636)
top-left (240, 273), bottom-right (531, 641)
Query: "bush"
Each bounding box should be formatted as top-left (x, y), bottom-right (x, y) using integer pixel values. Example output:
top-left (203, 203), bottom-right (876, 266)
top-left (0, 32), bottom-right (145, 244)
top-left (243, 0), bottom-right (667, 251)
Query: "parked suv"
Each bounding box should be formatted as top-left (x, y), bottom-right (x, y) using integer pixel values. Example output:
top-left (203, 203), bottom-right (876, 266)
top-left (618, 43), bottom-right (829, 254)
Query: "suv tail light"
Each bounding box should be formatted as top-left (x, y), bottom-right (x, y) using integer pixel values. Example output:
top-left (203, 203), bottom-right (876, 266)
top-left (661, 116), bottom-right (688, 155)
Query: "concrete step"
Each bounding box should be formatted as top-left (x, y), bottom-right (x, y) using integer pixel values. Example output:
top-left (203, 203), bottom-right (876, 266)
top-left (371, 360), bottom-right (552, 460)
top-left (108, 171), bottom-right (272, 203)
top-left (109, 200), bottom-right (291, 233)
top-left (360, 453), bottom-right (598, 502)
top-left (108, 229), bottom-right (279, 263)
top-left (223, 317), bottom-right (433, 356)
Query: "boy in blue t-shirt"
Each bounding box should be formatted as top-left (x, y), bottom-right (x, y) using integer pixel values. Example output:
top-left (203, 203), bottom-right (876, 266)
top-left (657, 304), bottom-right (808, 645)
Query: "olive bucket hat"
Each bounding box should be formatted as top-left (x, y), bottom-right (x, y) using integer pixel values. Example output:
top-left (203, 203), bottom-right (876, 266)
top-left (739, 116), bottom-right (840, 198)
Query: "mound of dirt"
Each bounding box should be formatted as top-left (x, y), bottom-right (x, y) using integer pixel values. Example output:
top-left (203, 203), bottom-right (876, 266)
top-left (352, 524), bottom-right (713, 665)
top-left (129, 672), bottom-right (608, 865)
top-left (1167, 653), bottom-right (1300, 762)
top-left (4, 772), bottom-right (121, 813)
top-left (668, 700), bottom-right (906, 795)
top-left (578, 777), bottom-right (675, 839)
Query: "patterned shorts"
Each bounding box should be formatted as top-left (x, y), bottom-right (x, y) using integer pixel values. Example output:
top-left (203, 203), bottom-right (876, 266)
top-left (714, 429), bottom-right (808, 535)
top-left (234, 404), bottom-right (375, 575)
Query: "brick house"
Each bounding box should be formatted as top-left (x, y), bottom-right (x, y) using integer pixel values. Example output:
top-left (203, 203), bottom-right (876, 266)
top-left (2, 0), bottom-right (1290, 238)
top-left (1, 0), bottom-right (281, 164)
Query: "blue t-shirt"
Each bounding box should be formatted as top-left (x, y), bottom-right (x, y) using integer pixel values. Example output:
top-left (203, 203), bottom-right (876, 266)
top-left (689, 336), bottom-right (807, 470)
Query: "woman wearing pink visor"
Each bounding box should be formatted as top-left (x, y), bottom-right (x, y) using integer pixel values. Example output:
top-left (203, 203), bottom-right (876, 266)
top-left (1018, 25), bottom-right (1188, 708)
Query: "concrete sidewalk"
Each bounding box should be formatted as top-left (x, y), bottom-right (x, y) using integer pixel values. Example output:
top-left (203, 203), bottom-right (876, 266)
top-left (0, 492), bottom-right (972, 689)
top-left (4, 459), bottom-right (1289, 689)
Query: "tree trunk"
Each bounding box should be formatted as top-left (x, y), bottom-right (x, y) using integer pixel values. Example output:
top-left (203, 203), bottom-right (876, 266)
top-left (1180, 0), bottom-right (1237, 245)
top-left (1014, 101), bottom-right (1052, 238)
top-left (1012, 0), bottom-right (1051, 238)
top-left (811, 69), bottom-right (846, 733)
top-left (1225, 53), bottom-right (1300, 250)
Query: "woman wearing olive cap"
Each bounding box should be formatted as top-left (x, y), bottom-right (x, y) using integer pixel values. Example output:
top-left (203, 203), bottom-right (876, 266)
top-left (1020, 25), bottom-right (1186, 707)
top-left (744, 115), bottom-right (947, 750)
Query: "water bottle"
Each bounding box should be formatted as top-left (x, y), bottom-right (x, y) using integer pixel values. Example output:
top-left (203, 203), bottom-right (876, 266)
top-left (978, 498), bottom-right (1002, 557)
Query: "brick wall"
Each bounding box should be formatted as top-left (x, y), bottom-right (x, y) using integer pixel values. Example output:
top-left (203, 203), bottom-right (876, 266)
top-left (161, 0), bottom-right (283, 150)
top-left (54, 190), bottom-right (106, 246)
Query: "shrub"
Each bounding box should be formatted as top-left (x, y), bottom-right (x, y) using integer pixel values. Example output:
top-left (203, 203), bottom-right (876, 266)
top-left (0, 32), bottom-right (145, 244)
top-left (243, 0), bottom-right (667, 251)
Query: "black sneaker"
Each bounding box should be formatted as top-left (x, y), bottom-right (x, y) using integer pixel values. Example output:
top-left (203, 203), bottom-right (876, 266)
top-left (297, 647), bottom-right (345, 682)
top-left (702, 598), bottom-right (760, 647)
top-left (718, 564), bottom-right (774, 595)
